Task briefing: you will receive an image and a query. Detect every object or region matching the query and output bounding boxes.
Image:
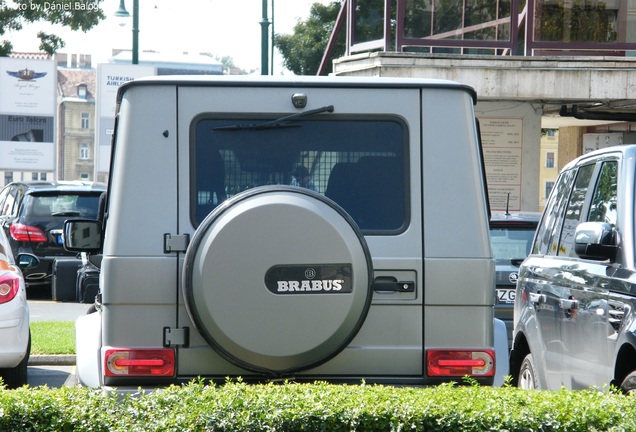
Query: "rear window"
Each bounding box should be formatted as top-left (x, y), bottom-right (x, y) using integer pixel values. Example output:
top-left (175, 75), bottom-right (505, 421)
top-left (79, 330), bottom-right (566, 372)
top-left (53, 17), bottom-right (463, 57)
top-left (490, 225), bottom-right (536, 263)
top-left (192, 115), bottom-right (408, 233)
top-left (26, 193), bottom-right (102, 219)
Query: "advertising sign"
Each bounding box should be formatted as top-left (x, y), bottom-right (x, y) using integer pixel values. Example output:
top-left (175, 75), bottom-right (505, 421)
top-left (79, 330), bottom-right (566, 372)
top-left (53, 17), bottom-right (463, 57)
top-left (0, 58), bottom-right (56, 170)
top-left (95, 63), bottom-right (156, 177)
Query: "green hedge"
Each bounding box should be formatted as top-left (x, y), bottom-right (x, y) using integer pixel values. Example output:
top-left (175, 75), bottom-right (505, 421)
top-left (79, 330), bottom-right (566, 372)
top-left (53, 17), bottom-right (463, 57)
top-left (1, 380), bottom-right (635, 431)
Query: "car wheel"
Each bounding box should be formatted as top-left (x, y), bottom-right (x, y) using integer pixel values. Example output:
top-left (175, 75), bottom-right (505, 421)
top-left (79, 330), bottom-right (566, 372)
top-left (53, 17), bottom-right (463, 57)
top-left (0, 333), bottom-right (30, 389)
top-left (183, 186), bottom-right (373, 377)
top-left (620, 371), bottom-right (636, 394)
top-left (518, 353), bottom-right (540, 390)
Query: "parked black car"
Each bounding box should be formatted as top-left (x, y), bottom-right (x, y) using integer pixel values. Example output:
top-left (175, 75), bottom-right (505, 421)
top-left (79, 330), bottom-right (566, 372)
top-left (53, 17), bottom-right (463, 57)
top-left (489, 212), bottom-right (541, 349)
top-left (0, 181), bottom-right (106, 292)
top-left (512, 145), bottom-right (636, 393)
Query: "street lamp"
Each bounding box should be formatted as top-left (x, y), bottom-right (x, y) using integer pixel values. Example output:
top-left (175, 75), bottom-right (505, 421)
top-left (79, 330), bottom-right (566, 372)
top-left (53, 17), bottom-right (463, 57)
top-left (113, 0), bottom-right (139, 65)
top-left (260, 0), bottom-right (270, 75)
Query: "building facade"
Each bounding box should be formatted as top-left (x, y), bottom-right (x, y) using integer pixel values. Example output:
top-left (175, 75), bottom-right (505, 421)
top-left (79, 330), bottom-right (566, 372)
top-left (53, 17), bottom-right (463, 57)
top-left (539, 130), bottom-right (558, 211)
top-left (324, 0), bottom-right (636, 211)
top-left (57, 63), bottom-right (97, 182)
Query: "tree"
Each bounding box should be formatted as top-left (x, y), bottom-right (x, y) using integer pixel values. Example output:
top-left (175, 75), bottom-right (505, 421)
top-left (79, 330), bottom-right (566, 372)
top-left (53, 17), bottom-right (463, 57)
top-left (275, 1), bottom-right (344, 76)
top-left (0, 0), bottom-right (105, 56)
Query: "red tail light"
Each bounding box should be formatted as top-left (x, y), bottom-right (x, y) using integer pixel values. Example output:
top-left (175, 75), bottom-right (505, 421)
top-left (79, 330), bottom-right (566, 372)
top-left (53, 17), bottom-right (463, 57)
top-left (104, 348), bottom-right (175, 377)
top-left (0, 273), bottom-right (20, 304)
top-left (10, 223), bottom-right (47, 242)
top-left (427, 349), bottom-right (495, 377)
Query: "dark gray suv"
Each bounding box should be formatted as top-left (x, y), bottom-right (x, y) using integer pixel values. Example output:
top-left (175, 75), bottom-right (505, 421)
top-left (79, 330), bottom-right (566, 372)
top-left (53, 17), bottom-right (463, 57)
top-left (511, 144), bottom-right (636, 393)
top-left (0, 181), bottom-right (106, 292)
top-left (489, 212), bottom-right (540, 348)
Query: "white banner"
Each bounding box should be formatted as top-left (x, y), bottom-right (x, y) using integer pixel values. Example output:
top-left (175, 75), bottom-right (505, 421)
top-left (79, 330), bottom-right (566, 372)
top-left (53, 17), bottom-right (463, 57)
top-left (95, 63), bottom-right (156, 175)
top-left (0, 58), bottom-right (56, 171)
top-left (0, 58), bottom-right (56, 115)
top-left (0, 140), bottom-right (55, 170)
top-left (583, 133), bottom-right (623, 154)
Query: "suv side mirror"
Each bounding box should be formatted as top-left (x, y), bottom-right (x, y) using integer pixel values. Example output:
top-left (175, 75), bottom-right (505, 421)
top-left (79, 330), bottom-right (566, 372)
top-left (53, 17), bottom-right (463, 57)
top-left (16, 253), bottom-right (40, 270)
top-left (574, 222), bottom-right (618, 261)
top-left (63, 219), bottom-right (102, 253)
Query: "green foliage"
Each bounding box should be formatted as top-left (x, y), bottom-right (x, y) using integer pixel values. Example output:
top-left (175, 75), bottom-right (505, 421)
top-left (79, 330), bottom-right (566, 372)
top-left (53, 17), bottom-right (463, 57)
top-left (31, 321), bottom-right (75, 355)
top-left (274, 1), bottom-right (345, 75)
top-left (1, 380), bottom-right (636, 430)
top-left (0, 0), bottom-right (105, 56)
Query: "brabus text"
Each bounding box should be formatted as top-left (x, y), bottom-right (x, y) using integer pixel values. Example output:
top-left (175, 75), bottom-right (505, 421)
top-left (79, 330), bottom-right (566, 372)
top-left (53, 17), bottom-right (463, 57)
top-left (277, 279), bottom-right (344, 292)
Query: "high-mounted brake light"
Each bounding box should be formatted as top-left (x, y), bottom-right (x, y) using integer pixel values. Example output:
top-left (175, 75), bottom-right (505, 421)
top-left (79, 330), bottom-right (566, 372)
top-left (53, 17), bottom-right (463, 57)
top-left (426, 349), bottom-right (495, 377)
top-left (10, 223), bottom-right (47, 242)
top-left (104, 348), bottom-right (175, 377)
top-left (0, 273), bottom-right (20, 305)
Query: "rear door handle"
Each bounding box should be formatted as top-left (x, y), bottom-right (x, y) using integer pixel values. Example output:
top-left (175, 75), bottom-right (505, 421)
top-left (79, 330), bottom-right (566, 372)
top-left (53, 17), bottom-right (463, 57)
top-left (529, 292), bottom-right (546, 304)
top-left (372, 276), bottom-right (415, 292)
top-left (559, 298), bottom-right (578, 310)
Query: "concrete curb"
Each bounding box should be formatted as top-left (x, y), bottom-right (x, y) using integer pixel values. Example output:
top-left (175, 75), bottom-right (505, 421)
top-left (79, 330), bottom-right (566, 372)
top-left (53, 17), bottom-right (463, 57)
top-left (29, 355), bottom-right (76, 366)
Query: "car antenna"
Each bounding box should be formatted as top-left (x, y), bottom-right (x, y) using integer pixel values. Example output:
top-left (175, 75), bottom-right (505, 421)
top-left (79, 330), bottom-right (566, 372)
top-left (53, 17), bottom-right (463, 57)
top-left (505, 193), bottom-right (511, 216)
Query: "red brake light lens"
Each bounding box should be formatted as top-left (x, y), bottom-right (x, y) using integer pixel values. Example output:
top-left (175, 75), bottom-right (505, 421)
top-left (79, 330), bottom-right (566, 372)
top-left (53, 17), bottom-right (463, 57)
top-left (10, 223), bottom-right (47, 242)
top-left (427, 349), bottom-right (495, 377)
top-left (104, 348), bottom-right (175, 377)
top-left (0, 273), bottom-right (20, 304)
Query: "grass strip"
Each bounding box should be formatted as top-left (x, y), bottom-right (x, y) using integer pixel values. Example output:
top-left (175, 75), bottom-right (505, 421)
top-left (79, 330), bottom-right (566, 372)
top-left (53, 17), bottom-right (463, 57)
top-left (30, 321), bottom-right (75, 355)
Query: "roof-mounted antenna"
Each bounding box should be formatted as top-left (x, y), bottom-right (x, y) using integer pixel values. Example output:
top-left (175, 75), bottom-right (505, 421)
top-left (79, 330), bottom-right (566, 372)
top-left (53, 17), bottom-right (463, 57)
top-left (505, 193), bottom-right (511, 216)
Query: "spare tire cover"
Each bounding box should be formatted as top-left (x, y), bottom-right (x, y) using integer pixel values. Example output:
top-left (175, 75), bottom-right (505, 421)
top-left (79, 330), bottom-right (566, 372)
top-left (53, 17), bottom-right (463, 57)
top-left (183, 186), bottom-right (373, 375)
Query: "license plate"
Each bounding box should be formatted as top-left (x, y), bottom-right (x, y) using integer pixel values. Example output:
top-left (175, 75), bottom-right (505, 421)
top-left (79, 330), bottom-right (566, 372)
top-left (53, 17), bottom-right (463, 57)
top-left (497, 288), bottom-right (515, 304)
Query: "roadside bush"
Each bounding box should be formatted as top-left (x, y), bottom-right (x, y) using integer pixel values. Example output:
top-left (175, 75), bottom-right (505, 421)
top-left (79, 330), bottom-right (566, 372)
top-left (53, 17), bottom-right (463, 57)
top-left (1, 380), bottom-right (635, 431)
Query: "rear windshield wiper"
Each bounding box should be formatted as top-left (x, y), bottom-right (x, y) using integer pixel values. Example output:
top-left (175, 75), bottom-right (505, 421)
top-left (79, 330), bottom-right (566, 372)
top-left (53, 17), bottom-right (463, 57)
top-left (212, 105), bottom-right (334, 131)
top-left (511, 258), bottom-right (525, 266)
top-left (52, 211), bottom-right (81, 217)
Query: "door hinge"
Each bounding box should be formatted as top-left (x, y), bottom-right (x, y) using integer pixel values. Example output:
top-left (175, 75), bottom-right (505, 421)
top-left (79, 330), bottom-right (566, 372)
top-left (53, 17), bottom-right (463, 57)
top-left (163, 327), bottom-right (190, 348)
top-left (163, 233), bottom-right (190, 253)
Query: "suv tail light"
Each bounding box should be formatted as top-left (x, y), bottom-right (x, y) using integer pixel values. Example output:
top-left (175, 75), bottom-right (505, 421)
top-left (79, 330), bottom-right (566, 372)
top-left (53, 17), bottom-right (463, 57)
top-left (426, 349), bottom-right (495, 377)
top-left (0, 273), bottom-right (20, 304)
top-left (104, 348), bottom-right (175, 377)
top-left (10, 223), bottom-right (47, 243)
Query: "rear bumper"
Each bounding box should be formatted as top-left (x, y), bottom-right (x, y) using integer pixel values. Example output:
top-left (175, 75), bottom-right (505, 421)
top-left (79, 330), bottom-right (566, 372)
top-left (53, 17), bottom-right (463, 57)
top-left (75, 312), bottom-right (102, 387)
top-left (0, 299), bottom-right (30, 368)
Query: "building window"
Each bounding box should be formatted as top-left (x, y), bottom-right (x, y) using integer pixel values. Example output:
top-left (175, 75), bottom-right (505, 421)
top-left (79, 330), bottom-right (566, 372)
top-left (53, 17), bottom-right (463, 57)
top-left (32, 172), bottom-right (48, 181)
top-left (81, 112), bottom-right (90, 129)
top-left (80, 143), bottom-right (90, 160)
top-left (5, 173), bottom-right (13, 185)
top-left (78, 84), bottom-right (87, 99)
top-left (535, 0), bottom-right (618, 43)
top-left (546, 152), bottom-right (555, 168)
top-left (79, 172), bottom-right (90, 180)
top-left (545, 181), bottom-right (555, 199)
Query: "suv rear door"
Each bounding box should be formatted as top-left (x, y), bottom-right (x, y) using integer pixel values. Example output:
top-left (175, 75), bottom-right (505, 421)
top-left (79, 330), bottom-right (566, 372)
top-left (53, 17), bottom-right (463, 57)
top-left (518, 158), bottom-right (617, 389)
top-left (175, 83), bottom-right (423, 381)
top-left (558, 159), bottom-right (618, 389)
top-left (519, 167), bottom-right (576, 389)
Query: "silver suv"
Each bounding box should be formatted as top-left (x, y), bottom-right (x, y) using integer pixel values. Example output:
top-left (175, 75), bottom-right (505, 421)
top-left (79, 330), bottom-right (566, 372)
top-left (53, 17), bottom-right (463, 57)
top-left (66, 76), bottom-right (504, 390)
top-left (511, 144), bottom-right (636, 393)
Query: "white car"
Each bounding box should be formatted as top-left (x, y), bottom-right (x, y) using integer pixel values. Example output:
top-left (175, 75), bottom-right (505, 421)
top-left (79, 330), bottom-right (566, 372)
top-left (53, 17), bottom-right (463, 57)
top-left (0, 228), bottom-right (30, 388)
